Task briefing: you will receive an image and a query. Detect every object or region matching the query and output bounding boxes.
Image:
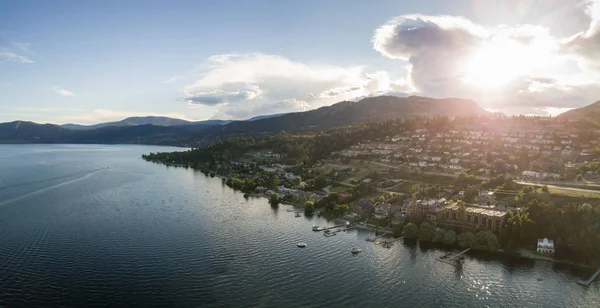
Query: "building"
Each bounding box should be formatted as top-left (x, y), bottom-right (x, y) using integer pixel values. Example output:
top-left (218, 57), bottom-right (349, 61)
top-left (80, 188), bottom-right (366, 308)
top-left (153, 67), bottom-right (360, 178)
top-left (537, 238), bottom-right (555, 254)
top-left (441, 203), bottom-right (507, 232)
top-left (374, 202), bottom-right (391, 219)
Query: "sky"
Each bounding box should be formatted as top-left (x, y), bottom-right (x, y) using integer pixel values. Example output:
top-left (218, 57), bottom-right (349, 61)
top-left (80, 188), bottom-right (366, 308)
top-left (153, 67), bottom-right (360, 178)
top-left (1, 0), bottom-right (599, 124)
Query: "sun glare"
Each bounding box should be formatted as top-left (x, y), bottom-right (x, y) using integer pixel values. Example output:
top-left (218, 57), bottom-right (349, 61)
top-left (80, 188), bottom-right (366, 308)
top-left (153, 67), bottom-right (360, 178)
top-left (463, 39), bottom-right (547, 89)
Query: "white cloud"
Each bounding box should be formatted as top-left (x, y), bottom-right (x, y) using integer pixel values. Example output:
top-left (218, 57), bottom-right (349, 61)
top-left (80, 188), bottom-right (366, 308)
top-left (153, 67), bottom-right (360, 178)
top-left (372, 11), bottom-right (600, 115)
top-left (162, 75), bottom-right (183, 83)
top-left (11, 42), bottom-right (32, 54)
top-left (182, 53), bottom-right (407, 119)
top-left (0, 50), bottom-right (34, 63)
top-left (213, 98), bottom-right (311, 119)
top-left (184, 84), bottom-right (262, 105)
top-left (52, 86), bottom-right (76, 97)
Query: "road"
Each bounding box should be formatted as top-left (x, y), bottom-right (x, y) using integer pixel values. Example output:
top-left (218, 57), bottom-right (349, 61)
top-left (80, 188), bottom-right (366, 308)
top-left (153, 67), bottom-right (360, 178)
top-left (516, 181), bottom-right (600, 195)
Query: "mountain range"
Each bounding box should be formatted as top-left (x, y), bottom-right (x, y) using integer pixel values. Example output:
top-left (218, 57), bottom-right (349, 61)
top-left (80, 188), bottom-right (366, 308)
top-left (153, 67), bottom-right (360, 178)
top-left (0, 95), bottom-right (557, 146)
top-left (61, 113), bottom-right (288, 130)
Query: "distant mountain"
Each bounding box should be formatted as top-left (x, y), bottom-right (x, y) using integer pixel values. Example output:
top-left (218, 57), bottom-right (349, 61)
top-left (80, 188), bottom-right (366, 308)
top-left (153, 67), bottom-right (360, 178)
top-left (247, 113), bottom-right (287, 121)
top-left (61, 114), bottom-right (284, 130)
top-left (62, 116), bottom-right (203, 130)
top-left (0, 121), bottom-right (73, 143)
top-left (0, 96), bottom-right (488, 145)
top-left (204, 96), bottom-right (488, 135)
top-left (558, 101), bottom-right (600, 126)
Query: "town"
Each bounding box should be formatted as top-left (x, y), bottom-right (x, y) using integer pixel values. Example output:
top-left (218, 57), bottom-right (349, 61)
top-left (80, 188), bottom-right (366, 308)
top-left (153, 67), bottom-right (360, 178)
top-left (142, 114), bottom-right (600, 268)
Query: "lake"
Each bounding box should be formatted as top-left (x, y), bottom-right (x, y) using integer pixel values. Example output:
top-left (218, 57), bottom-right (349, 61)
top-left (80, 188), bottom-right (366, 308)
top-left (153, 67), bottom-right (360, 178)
top-left (0, 144), bottom-right (598, 307)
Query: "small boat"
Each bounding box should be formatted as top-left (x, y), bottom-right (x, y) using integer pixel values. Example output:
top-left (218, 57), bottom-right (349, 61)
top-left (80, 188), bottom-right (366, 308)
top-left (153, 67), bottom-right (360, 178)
top-left (295, 213), bottom-right (301, 217)
top-left (351, 247), bottom-right (362, 254)
top-left (537, 278), bottom-right (543, 281)
top-left (312, 225), bottom-right (325, 231)
top-left (297, 242), bottom-right (307, 248)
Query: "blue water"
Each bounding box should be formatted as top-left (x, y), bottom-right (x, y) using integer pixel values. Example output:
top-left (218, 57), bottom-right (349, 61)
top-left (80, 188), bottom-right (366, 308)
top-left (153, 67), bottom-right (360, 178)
top-left (0, 144), bottom-right (598, 307)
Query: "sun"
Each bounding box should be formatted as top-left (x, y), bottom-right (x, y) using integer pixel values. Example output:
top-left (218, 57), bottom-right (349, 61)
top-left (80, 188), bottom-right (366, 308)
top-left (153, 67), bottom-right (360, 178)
top-left (462, 39), bottom-right (541, 89)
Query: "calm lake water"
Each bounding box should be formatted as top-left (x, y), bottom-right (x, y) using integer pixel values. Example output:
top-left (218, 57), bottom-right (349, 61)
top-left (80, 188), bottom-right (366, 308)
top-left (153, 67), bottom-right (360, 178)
top-left (0, 144), bottom-right (598, 307)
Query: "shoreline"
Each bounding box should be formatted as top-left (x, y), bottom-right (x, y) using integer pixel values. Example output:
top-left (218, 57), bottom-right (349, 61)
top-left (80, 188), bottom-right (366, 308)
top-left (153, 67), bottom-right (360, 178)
top-left (146, 159), bottom-right (599, 270)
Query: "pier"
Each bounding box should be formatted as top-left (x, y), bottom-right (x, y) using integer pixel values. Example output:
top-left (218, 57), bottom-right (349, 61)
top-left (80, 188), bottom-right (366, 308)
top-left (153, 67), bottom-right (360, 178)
top-left (366, 232), bottom-right (389, 242)
top-left (437, 248), bottom-right (471, 266)
top-left (577, 267), bottom-right (600, 286)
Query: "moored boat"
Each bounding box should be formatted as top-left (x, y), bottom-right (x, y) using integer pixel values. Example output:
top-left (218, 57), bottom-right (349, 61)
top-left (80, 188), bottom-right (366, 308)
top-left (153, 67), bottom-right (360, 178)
top-left (351, 247), bottom-right (362, 254)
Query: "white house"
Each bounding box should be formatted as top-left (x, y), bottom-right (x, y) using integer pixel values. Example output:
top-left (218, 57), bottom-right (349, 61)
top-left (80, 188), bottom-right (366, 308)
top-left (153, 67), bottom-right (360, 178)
top-left (537, 238), bottom-right (555, 254)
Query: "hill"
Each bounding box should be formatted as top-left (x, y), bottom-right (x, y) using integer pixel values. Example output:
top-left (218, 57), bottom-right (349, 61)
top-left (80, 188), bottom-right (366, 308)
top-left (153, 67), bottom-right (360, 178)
top-left (205, 96), bottom-right (488, 134)
top-left (0, 96), bottom-right (488, 145)
top-left (62, 116), bottom-right (230, 130)
top-left (0, 121), bottom-right (73, 143)
top-left (558, 101), bottom-right (600, 126)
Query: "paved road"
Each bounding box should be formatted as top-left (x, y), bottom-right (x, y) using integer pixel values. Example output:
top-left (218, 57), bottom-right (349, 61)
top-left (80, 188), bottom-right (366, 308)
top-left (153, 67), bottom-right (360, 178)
top-left (516, 181), bottom-right (600, 194)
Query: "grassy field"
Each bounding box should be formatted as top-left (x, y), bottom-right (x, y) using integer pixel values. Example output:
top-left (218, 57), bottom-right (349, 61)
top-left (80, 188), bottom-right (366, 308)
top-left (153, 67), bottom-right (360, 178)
top-left (330, 184), bottom-right (351, 193)
top-left (547, 187), bottom-right (600, 199)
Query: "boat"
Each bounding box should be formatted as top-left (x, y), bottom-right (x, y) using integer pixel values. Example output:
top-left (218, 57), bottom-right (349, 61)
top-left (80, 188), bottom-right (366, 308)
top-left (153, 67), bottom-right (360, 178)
top-left (297, 242), bottom-right (307, 248)
top-left (312, 225), bottom-right (325, 231)
top-left (537, 278), bottom-right (543, 281)
top-left (351, 247), bottom-right (362, 254)
top-left (295, 213), bottom-right (301, 217)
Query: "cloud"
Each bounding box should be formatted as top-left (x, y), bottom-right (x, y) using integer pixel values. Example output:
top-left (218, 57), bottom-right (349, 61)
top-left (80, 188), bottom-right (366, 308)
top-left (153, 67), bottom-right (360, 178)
top-left (372, 11), bottom-right (600, 115)
top-left (181, 53), bottom-right (408, 118)
top-left (0, 50), bottom-right (34, 63)
top-left (213, 98), bottom-right (311, 119)
top-left (52, 86), bottom-right (76, 97)
top-left (162, 75), bottom-right (183, 83)
top-left (184, 84), bottom-right (262, 105)
top-left (11, 42), bottom-right (32, 54)
top-left (562, 0), bottom-right (600, 71)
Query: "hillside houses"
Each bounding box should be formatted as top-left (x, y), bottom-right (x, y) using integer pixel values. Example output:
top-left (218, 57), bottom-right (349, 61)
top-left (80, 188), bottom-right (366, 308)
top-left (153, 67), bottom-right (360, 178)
top-left (331, 117), bottom-right (597, 178)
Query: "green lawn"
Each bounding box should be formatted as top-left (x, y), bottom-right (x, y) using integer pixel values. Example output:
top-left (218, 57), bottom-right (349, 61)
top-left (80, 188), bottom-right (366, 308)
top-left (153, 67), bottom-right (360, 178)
top-left (547, 187), bottom-right (600, 199)
top-left (330, 184), bottom-right (351, 193)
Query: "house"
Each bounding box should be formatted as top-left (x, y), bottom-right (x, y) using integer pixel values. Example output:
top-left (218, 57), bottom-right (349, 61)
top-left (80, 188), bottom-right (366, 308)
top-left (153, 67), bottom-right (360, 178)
top-left (537, 238), bottom-right (555, 254)
top-left (374, 202), bottom-right (391, 219)
top-left (256, 186), bottom-right (267, 192)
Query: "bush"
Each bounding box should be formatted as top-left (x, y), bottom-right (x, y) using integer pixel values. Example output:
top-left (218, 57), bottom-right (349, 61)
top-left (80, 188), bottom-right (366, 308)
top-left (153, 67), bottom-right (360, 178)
top-left (541, 185), bottom-right (549, 193)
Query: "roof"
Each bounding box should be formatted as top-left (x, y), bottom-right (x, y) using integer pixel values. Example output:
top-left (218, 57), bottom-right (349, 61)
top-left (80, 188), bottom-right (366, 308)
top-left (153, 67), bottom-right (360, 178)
top-left (444, 203), bottom-right (507, 217)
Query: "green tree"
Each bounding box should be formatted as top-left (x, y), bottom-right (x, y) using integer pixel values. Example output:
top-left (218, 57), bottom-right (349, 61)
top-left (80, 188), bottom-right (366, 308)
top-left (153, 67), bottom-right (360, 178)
top-left (541, 185), bottom-right (549, 193)
top-left (457, 201), bottom-right (467, 233)
top-left (393, 222), bottom-right (405, 237)
top-left (403, 222), bottom-right (419, 239)
top-left (419, 222), bottom-right (436, 242)
top-left (442, 229), bottom-right (457, 245)
top-left (304, 200), bottom-right (315, 214)
top-left (464, 185), bottom-right (479, 203)
top-left (457, 231), bottom-right (476, 249)
top-left (269, 193), bottom-right (280, 205)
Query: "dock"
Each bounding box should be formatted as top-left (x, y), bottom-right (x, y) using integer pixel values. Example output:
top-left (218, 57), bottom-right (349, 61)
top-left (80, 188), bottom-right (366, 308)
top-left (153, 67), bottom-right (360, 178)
top-left (577, 267), bottom-right (600, 286)
top-left (437, 248), bottom-right (471, 266)
top-left (366, 232), bottom-right (389, 242)
top-left (323, 224), bottom-right (347, 231)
